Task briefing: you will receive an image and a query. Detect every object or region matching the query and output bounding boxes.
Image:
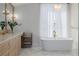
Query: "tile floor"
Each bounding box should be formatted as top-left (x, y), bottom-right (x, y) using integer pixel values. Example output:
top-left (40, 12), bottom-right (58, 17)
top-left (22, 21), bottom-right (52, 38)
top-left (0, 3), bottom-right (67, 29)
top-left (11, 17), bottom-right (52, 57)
top-left (19, 47), bottom-right (78, 56)
top-left (19, 36), bottom-right (78, 56)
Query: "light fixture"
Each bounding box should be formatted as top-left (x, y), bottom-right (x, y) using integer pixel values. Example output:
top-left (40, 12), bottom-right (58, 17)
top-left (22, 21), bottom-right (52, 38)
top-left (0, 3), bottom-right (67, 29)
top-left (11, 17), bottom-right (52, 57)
top-left (2, 9), bottom-right (9, 15)
top-left (53, 4), bottom-right (61, 11)
top-left (9, 14), bottom-right (17, 22)
top-left (9, 14), bottom-right (13, 18)
top-left (13, 14), bottom-right (17, 19)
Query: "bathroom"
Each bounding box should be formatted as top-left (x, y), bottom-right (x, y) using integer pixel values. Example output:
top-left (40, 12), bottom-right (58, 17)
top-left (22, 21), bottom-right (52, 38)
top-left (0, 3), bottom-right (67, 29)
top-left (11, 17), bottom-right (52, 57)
top-left (15, 3), bottom-right (78, 56)
top-left (0, 3), bottom-right (78, 56)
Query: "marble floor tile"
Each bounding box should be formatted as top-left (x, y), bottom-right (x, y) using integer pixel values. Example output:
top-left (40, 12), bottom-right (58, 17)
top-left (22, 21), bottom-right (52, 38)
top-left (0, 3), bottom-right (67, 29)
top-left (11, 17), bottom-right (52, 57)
top-left (19, 47), bottom-right (78, 56)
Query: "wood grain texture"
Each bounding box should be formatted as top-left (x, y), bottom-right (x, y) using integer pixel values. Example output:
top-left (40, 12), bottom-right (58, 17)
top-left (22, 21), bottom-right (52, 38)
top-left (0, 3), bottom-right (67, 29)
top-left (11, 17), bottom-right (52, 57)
top-left (0, 35), bottom-right (21, 56)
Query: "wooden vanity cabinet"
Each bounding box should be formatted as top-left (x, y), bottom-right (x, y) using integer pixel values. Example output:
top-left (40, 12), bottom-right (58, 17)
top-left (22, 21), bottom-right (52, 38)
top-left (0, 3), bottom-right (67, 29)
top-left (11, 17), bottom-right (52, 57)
top-left (0, 41), bottom-right (9, 56)
top-left (9, 38), bottom-right (17, 56)
top-left (9, 35), bottom-right (21, 56)
top-left (0, 34), bottom-right (21, 56)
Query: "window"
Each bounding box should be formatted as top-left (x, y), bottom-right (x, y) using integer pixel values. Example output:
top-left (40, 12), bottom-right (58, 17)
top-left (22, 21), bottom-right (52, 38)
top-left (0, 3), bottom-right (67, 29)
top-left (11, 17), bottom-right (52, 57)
top-left (40, 4), bottom-right (68, 38)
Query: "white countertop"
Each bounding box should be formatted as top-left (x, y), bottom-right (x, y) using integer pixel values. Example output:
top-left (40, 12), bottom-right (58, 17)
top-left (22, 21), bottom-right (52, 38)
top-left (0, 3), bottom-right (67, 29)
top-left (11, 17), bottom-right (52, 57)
top-left (0, 32), bottom-right (23, 44)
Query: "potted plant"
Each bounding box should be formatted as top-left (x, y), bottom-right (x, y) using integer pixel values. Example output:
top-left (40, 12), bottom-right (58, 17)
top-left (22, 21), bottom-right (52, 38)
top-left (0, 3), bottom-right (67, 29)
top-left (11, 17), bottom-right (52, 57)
top-left (0, 21), bottom-right (6, 30)
top-left (0, 21), bottom-right (6, 34)
top-left (8, 21), bottom-right (18, 32)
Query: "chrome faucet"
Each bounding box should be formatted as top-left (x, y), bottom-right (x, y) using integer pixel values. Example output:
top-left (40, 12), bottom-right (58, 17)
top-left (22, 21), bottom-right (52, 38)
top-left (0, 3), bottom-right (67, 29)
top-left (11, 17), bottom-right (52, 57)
top-left (53, 30), bottom-right (56, 38)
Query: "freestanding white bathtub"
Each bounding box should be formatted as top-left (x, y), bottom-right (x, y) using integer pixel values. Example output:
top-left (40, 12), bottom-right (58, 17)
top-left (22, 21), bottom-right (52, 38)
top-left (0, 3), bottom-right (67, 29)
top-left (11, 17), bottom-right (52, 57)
top-left (41, 37), bottom-right (73, 51)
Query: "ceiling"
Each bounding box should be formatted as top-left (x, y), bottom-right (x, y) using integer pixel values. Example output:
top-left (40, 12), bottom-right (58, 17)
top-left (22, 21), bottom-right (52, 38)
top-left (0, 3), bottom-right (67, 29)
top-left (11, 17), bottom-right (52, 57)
top-left (12, 3), bottom-right (23, 7)
top-left (12, 3), bottom-right (29, 7)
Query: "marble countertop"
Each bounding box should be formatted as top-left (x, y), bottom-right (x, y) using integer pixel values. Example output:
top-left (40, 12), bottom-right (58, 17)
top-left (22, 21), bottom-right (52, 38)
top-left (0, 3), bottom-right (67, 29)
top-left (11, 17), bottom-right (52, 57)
top-left (0, 32), bottom-right (23, 44)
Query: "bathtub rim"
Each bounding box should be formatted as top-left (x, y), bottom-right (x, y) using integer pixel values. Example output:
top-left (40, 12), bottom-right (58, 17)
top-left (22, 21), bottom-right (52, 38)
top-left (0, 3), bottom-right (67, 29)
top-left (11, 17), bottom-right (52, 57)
top-left (40, 37), bottom-right (73, 40)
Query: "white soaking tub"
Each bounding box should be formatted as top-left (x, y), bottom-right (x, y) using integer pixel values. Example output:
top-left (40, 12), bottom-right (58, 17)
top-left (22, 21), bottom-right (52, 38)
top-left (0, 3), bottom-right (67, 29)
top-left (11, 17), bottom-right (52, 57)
top-left (41, 37), bottom-right (73, 51)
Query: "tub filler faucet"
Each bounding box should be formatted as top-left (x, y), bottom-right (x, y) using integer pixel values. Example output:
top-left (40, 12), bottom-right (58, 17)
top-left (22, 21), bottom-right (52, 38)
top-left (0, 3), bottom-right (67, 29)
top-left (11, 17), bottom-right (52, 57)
top-left (53, 30), bottom-right (56, 38)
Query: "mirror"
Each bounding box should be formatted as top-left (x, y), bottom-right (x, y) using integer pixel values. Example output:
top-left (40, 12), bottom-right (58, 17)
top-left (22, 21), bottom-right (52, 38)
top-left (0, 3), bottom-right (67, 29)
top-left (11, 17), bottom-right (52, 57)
top-left (7, 3), bottom-right (14, 22)
top-left (0, 3), bottom-right (14, 34)
top-left (0, 3), bottom-right (5, 22)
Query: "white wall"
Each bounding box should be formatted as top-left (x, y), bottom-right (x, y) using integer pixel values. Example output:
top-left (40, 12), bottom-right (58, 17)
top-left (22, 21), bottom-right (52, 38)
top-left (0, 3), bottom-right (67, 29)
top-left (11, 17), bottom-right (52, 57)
top-left (15, 4), bottom-right (40, 47)
top-left (70, 4), bottom-right (78, 28)
top-left (70, 4), bottom-right (78, 54)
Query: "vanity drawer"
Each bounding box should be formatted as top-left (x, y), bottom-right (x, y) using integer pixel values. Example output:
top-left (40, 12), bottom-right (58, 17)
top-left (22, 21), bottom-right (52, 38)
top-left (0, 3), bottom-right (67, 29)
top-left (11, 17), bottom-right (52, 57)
top-left (0, 41), bottom-right (9, 56)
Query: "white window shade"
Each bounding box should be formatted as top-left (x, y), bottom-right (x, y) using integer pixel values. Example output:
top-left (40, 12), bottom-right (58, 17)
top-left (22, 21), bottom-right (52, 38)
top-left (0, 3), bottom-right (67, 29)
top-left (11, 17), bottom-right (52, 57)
top-left (40, 4), bottom-right (68, 38)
